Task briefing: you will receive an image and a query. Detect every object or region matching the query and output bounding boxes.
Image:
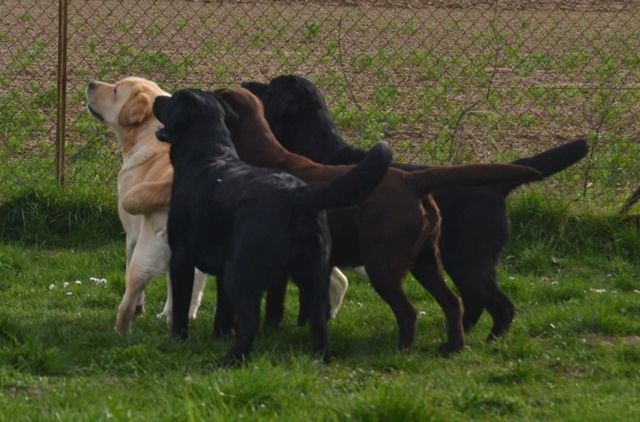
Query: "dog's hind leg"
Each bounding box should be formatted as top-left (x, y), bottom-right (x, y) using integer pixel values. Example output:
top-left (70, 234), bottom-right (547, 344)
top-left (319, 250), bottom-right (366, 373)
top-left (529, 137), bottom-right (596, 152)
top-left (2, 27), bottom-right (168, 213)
top-left (213, 272), bottom-right (236, 339)
top-left (290, 248), bottom-right (331, 361)
top-left (189, 270), bottom-right (207, 319)
top-left (291, 267), bottom-right (345, 327)
top-left (328, 267), bottom-right (348, 318)
top-left (158, 275), bottom-right (173, 323)
top-left (135, 291), bottom-right (146, 317)
top-left (158, 269), bottom-right (207, 323)
top-left (222, 275), bottom-right (261, 364)
top-left (448, 267), bottom-right (487, 333)
top-left (297, 274), bottom-right (331, 362)
top-left (411, 246), bottom-right (464, 354)
top-left (363, 258), bottom-right (417, 351)
top-left (460, 291), bottom-right (484, 333)
top-left (116, 219), bottom-right (169, 335)
top-left (484, 281), bottom-right (514, 340)
top-left (445, 263), bottom-right (513, 340)
top-left (169, 248), bottom-right (196, 340)
top-left (264, 277), bottom-right (287, 328)
top-left (124, 233), bottom-right (144, 315)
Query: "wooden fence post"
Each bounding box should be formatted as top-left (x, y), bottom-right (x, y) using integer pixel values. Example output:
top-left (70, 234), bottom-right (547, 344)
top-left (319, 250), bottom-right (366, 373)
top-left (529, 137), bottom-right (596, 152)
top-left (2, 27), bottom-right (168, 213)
top-left (55, 0), bottom-right (68, 186)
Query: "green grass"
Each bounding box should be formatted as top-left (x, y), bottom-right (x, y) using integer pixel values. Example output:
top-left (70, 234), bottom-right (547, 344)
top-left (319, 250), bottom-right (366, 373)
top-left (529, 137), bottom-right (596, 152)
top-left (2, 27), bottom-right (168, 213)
top-left (0, 188), bottom-right (638, 420)
top-left (1, 3), bottom-right (640, 419)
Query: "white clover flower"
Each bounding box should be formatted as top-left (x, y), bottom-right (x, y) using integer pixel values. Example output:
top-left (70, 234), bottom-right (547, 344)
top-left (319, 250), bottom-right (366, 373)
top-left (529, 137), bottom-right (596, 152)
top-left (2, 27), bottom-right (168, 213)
top-left (63, 281), bottom-right (70, 288)
top-left (90, 277), bottom-right (107, 285)
top-left (48, 284), bottom-right (55, 290)
top-left (75, 280), bottom-right (82, 285)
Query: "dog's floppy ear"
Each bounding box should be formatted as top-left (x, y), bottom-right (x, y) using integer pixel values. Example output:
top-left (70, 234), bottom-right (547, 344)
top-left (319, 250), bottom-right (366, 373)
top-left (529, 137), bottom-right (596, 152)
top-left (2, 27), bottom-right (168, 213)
top-left (119, 91), bottom-right (152, 126)
top-left (240, 81), bottom-right (268, 101)
top-left (155, 127), bottom-right (172, 143)
top-left (152, 95), bottom-right (171, 124)
top-left (152, 95), bottom-right (172, 143)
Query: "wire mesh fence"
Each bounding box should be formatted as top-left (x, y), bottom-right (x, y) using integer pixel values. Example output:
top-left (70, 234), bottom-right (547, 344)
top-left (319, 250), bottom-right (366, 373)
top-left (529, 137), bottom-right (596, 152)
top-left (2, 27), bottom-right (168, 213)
top-left (1, 0), bottom-right (639, 205)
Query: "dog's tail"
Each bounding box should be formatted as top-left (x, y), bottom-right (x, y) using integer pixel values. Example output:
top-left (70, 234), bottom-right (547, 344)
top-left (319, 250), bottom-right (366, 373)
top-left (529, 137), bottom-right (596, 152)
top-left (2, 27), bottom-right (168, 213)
top-left (291, 141), bottom-right (392, 211)
top-left (404, 163), bottom-right (542, 196)
top-left (620, 186), bottom-right (640, 214)
top-left (500, 139), bottom-right (589, 195)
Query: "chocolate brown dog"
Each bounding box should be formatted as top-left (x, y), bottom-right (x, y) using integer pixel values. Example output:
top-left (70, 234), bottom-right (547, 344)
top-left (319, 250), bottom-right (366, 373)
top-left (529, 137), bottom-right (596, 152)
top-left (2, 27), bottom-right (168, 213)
top-left (213, 87), bottom-right (541, 353)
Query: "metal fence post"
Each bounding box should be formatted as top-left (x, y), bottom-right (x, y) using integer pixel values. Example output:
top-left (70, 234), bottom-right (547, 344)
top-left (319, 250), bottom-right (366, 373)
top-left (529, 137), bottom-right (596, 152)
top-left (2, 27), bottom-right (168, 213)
top-left (56, 0), bottom-right (68, 186)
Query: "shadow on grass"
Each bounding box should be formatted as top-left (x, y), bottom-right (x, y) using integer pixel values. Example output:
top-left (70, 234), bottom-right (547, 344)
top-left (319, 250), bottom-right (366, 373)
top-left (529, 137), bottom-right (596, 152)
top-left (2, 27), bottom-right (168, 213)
top-left (0, 189), bottom-right (122, 249)
top-left (0, 302), bottom-right (423, 377)
top-left (0, 309), bottom-right (223, 376)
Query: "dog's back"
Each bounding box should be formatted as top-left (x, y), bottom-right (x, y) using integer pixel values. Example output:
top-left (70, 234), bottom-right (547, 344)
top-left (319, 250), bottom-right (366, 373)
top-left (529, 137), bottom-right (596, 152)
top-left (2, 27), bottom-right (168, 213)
top-left (171, 139), bottom-right (392, 273)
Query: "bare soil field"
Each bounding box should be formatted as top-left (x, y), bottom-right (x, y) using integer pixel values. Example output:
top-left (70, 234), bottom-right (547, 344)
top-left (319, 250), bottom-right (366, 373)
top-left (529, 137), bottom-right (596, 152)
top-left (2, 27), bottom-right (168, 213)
top-left (1, 0), bottom-right (638, 198)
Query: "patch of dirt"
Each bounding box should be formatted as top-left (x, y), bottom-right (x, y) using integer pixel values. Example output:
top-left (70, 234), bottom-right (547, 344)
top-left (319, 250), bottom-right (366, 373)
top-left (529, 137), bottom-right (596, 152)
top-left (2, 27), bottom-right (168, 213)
top-left (1, 0), bottom-right (639, 194)
top-left (217, 1), bottom-right (640, 12)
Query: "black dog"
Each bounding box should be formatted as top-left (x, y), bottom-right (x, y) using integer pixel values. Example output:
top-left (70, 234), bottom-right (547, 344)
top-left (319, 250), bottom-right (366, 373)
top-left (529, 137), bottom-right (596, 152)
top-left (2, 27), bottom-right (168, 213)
top-left (242, 75), bottom-right (589, 340)
top-left (152, 89), bottom-right (392, 363)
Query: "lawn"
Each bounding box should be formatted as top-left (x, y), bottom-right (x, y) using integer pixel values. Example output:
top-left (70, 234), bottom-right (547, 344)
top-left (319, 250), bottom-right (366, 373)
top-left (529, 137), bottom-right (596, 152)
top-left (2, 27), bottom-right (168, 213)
top-left (0, 187), bottom-right (639, 420)
top-left (1, 1), bottom-right (639, 420)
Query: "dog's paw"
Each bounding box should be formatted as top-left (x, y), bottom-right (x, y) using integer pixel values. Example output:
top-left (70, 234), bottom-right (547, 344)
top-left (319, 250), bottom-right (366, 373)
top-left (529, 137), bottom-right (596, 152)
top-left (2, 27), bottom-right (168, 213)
top-left (114, 323), bottom-right (130, 336)
top-left (296, 312), bottom-right (308, 327)
top-left (216, 352), bottom-right (247, 368)
top-left (438, 340), bottom-right (464, 356)
top-left (213, 321), bottom-right (234, 340)
top-left (188, 304), bottom-right (200, 320)
top-left (157, 311), bottom-right (172, 327)
top-left (318, 350), bottom-right (332, 364)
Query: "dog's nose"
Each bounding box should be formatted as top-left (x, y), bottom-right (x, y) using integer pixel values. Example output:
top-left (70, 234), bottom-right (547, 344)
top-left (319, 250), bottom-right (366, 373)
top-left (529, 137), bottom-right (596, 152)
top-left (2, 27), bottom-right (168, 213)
top-left (88, 80), bottom-right (97, 91)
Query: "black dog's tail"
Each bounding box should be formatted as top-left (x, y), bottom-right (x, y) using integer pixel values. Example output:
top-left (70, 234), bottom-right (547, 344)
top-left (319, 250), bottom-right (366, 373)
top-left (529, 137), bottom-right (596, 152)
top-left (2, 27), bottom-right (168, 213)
top-left (292, 141), bottom-right (392, 211)
top-left (501, 139), bottom-right (589, 195)
top-left (621, 186), bottom-right (640, 214)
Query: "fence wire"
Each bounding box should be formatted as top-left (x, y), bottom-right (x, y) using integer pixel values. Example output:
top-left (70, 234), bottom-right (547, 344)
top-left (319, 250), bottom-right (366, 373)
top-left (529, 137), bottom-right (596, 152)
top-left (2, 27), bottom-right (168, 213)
top-left (1, 0), bottom-right (639, 204)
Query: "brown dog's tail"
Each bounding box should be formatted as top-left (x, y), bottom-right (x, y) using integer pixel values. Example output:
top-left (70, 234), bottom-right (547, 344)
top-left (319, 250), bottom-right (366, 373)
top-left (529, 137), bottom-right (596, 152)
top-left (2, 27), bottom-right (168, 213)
top-left (405, 163), bottom-right (542, 196)
top-left (291, 141), bottom-right (392, 212)
top-left (620, 186), bottom-right (640, 214)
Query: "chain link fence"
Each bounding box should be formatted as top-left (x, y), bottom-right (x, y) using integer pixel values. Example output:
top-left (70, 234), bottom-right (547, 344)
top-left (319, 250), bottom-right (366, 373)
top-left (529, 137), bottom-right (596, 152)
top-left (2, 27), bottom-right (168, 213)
top-left (1, 0), bottom-right (639, 205)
